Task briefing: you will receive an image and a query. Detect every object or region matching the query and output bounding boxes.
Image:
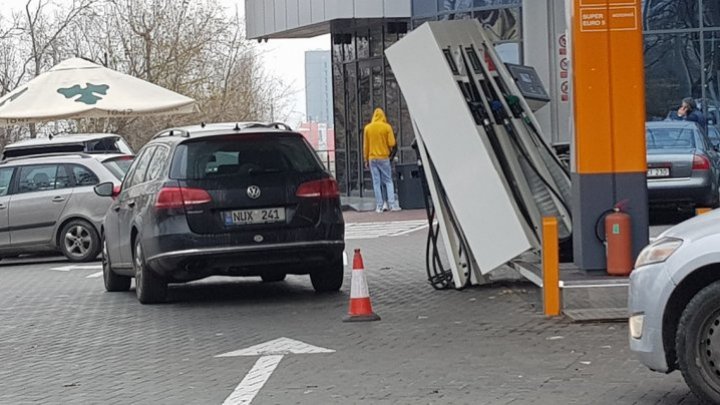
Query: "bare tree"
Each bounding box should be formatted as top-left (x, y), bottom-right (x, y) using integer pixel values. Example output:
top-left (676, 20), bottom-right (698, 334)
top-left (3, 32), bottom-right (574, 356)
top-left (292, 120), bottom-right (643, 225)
top-left (0, 0), bottom-right (295, 146)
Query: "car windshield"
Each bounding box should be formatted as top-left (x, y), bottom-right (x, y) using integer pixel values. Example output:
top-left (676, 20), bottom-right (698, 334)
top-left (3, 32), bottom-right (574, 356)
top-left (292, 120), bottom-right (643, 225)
top-left (102, 156), bottom-right (134, 180)
top-left (170, 134), bottom-right (324, 180)
top-left (646, 127), bottom-right (697, 150)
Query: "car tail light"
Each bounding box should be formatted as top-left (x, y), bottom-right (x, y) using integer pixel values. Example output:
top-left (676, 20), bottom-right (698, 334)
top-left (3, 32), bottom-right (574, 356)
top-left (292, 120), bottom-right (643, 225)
top-left (692, 154), bottom-right (711, 171)
top-left (155, 187), bottom-right (212, 209)
top-left (296, 178), bottom-right (339, 199)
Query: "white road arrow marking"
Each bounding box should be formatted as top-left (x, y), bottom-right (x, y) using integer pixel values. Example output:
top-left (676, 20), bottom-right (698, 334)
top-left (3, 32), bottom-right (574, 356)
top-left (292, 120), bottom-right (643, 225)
top-left (51, 264), bottom-right (103, 272)
top-left (215, 337), bottom-right (335, 405)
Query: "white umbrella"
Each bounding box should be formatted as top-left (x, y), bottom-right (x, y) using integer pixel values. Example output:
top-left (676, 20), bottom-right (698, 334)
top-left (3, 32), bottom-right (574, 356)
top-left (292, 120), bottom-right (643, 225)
top-left (0, 58), bottom-right (198, 126)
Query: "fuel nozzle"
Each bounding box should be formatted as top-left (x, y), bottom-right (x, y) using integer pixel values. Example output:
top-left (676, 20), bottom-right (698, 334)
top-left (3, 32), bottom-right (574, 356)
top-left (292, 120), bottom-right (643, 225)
top-left (490, 100), bottom-right (507, 122)
top-left (505, 95), bottom-right (524, 118)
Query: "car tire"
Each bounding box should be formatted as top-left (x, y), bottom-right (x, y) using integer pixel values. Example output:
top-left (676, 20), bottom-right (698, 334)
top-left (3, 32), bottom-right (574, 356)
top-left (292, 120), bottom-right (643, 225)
top-left (310, 257), bottom-right (344, 293)
top-left (102, 235), bottom-right (130, 292)
top-left (59, 219), bottom-right (101, 262)
top-left (676, 280), bottom-right (720, 404)
top-left (261, 273), bottom-right (286, 282)
top-left (133, 238), bottom-right (167, 304)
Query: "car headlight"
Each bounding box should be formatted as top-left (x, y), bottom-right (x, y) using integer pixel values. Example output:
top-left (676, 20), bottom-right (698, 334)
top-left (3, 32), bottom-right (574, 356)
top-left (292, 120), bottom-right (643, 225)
top-left (635, 237), bottom-right (683, 268)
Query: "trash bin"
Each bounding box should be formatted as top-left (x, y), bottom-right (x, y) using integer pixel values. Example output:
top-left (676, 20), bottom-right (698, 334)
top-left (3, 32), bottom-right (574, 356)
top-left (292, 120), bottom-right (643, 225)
top-left (395, 162), bottom-right (426, 210)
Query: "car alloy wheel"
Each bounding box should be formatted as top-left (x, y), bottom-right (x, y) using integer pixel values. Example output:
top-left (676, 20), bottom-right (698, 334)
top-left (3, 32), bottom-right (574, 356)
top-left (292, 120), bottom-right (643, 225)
top-left (60, 219), bottom-right (100, 262)
top-left (102, 236), bottom-right (130, 292)
top-left (135, 242), bottom-right (145, 298)
top-left (133, 239), bottom-right (167, 304)
top-left (64, 225), bottom-right (92, 259)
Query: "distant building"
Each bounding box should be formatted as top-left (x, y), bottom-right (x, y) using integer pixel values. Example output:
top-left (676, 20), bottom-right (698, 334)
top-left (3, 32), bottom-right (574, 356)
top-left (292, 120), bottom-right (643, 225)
top-left (304, 50), bottom-right (333, 127)
top-left (297, 121), bottom-right (335, 175)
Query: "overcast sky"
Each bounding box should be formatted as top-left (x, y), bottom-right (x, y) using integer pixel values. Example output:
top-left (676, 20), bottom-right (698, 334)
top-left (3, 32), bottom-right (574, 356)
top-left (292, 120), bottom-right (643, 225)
top-left (2, 0), bottom-right (330, 126)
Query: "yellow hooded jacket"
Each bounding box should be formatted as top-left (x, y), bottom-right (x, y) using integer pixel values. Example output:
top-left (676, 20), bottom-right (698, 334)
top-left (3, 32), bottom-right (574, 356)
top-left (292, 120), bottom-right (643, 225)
top-left (363, 108), bottom-right (396, 161)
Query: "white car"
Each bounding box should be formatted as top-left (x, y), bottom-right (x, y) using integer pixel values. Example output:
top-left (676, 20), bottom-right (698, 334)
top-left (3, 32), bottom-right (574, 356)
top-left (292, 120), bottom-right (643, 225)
top-left (2, 133), bottom-right (133, 160)
top-left (630, 210), bottom-right (720, 403)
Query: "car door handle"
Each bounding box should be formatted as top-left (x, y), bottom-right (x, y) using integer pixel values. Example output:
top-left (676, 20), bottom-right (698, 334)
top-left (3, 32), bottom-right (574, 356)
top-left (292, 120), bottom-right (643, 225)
top-left (127, 200), bottom-right (136, 208)
top-left (0, 204), bottom-right (6, 210)
top-left (52, 196), bottom-right (65, 203)
top-left (112, 205), bottom-right (120, 212)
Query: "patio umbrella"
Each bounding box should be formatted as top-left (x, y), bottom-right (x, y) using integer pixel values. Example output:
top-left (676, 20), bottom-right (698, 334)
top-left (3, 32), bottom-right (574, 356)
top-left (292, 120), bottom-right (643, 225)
top-left (0, 57), bottom-right (198, 126)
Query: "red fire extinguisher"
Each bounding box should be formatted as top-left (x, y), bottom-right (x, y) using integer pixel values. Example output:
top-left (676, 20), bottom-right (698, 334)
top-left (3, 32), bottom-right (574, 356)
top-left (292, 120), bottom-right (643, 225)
top-left (605, 205), bottom-right (633, 276)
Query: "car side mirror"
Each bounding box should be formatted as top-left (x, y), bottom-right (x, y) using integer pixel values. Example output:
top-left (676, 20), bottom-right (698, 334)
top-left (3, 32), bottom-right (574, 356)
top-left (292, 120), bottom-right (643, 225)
top-left (94, 182), bottom-right (116, 198)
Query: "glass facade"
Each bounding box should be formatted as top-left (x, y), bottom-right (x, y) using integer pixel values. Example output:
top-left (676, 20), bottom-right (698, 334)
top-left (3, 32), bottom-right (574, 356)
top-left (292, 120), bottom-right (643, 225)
top-left (644, 0), bottom-right (720, 126)
top-left (332, 22), bottom-right (410, 196)
top-left (332, 0), bottom-right (523, 197)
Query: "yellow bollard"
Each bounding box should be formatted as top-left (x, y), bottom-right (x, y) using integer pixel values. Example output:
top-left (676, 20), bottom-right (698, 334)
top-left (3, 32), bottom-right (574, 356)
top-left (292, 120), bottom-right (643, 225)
top-left (696, 207), bottom-right (712, 216)
top-left (542, 217), bottom-right (561, 317)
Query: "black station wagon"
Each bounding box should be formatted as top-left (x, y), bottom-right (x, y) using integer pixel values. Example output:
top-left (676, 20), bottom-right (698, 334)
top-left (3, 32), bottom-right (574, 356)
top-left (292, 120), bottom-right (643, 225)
top-left (96, 122), bottom-right (345, 304)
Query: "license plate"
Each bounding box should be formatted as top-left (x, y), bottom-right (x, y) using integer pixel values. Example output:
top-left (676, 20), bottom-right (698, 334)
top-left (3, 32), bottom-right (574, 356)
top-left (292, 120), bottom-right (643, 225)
top-left (223, 207), bottom-right (286, 226)
top-left (647, 168), bottom-right (670, 178)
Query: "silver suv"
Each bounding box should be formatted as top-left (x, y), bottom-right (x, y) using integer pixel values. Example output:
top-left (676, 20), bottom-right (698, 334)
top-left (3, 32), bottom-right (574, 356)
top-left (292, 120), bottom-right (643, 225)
top-left (0, 153), bottom-right (131, 262)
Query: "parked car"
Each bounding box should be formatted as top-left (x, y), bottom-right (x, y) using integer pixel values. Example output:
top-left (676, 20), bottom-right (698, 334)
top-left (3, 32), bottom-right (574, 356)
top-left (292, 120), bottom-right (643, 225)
top-left (96, 122), bottom-right (345, 304)
top-left (0, 153), bottom-right (129, 262)
top-left (2, 133), bottom-right (133, 161)
top-left (646, 121), bottom-right (720, 210)
top-left (708, 125), bottom-right (720, 149)
top-left (630, 210), bottom-right (720, 403)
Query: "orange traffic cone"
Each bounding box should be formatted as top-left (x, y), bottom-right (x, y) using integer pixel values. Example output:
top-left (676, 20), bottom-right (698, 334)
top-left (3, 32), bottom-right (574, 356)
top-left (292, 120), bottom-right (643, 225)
top-left (343, 249), bottom-right (381, 322)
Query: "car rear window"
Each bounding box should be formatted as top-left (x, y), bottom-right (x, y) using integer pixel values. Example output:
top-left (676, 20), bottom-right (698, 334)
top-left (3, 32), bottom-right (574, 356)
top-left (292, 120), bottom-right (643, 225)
top-left (646, 127), bottom-right (697, 150)
top-left (170, 134), bottom-right (324, 180)
top-left (102, 156), bottom-right (134, 180)
top-left (86, 137), bottom-right (134, 154)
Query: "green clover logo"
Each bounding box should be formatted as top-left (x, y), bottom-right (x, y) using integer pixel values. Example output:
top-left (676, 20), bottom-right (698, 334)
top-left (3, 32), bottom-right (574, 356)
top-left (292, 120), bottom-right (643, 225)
top-left (57, 83), bottom-right (109, 105)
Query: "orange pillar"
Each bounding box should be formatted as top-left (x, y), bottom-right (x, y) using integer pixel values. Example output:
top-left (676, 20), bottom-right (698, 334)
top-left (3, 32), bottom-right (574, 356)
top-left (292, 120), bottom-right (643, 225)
top-left (571, 0), bottom-right (648, 270)
top-left (543, 217), bottom-right (561, 317)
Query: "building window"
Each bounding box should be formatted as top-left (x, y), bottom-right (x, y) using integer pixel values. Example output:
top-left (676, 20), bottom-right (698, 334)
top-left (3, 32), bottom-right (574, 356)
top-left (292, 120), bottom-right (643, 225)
top-left (643, 0), bottom-right (700, 30)
top-left (644, 32), bottom-right (702, 121)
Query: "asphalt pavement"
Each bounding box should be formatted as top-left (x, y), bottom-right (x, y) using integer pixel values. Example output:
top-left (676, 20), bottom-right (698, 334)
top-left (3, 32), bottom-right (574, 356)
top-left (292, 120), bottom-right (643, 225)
top-left (0, 210), bottom-right (702, 404)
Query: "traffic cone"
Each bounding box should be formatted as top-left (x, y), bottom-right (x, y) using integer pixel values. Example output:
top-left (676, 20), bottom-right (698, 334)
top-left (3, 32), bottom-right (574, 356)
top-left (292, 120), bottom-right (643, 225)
top-left (343, 249), bottom-right (381, 322)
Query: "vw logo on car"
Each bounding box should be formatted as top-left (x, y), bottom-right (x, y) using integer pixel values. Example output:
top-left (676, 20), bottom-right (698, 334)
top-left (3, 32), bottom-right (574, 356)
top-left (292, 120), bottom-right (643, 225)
top-left (246, 185), bottom-right (261, 199)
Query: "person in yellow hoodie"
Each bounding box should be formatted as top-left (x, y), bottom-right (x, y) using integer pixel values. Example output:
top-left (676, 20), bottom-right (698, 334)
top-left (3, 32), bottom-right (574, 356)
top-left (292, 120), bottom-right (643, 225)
top-left (364, 108), bottom-right (401, 213)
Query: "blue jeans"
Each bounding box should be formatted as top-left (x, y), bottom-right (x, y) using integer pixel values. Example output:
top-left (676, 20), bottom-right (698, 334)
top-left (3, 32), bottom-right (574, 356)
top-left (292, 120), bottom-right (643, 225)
top-left (369, 159), bottom-right (397, 209)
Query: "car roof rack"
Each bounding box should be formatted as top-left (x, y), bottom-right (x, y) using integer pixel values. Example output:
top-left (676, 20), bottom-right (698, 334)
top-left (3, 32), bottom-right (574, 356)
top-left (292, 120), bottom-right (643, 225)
top-left (242, 122), bottom-right (293, 131)
top-left (152, 128), bottom-right (191, 140)
top-left (0, 152), bottom-right (93, 164)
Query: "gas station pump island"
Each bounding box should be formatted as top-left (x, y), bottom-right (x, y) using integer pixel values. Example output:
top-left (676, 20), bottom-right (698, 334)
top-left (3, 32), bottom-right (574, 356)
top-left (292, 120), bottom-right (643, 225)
top-left (385, 0), bottom-right (647, 298)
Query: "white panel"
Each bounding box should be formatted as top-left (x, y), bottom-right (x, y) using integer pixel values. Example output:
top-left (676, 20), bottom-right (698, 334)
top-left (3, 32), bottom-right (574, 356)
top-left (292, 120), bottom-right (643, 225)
top-left (244, 0), bottom-right (256, 39)
top-left (298, 0), bottom-right (312, 26)
top-left (383, 0), bottom-right (411, 17)
top-left (264, 0), bottom-right (275, 36)
top-left (354, 0), bottom-right (384, 18)
top-left (325, 0), bottom-right (354, 19)
top-left (385, 21), bottom-right (534, 272)
top-left (274, 0), bottom-right (287, 31)
top-left (256, 0), bottom-right (266, 38)
top-left (522, 0), bottom-right (552, 144)
top-left (551, 0), bottom-right (572, 145)
top-left (286, 0), bottom-right (300, 30)
top-left (310, 0), bottom-right (325, 23)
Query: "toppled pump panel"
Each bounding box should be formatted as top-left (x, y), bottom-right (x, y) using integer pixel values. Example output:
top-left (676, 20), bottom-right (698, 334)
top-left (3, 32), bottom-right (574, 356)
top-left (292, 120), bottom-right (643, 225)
top-left (386, 20), bottom-right (572, 274)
